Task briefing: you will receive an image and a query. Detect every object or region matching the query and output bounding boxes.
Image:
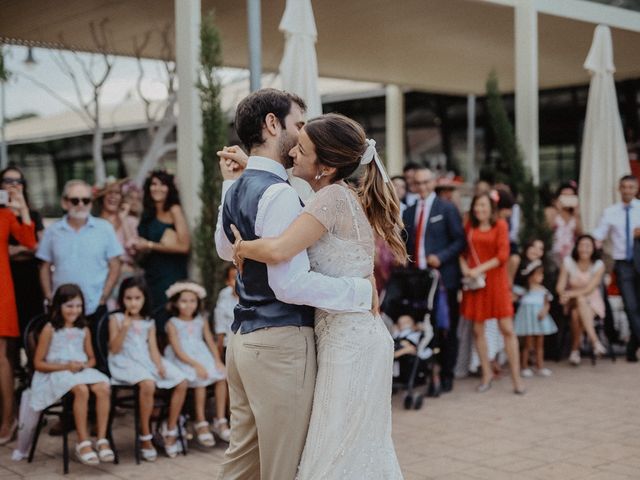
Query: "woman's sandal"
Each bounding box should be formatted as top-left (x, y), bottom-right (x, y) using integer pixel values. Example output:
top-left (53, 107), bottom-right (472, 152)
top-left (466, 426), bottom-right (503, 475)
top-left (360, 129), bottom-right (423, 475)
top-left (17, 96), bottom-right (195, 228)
top-left (212, 418), bottom-right (231, 443)
top-left (139, 434), bottom-right (158, 462)
top-left (75, 440), bottom-right (99, 465)
top-left (476, 380), bottom-right (492, 393)
top-left (514, 385), bottom-right (527, 395)
top-left (194, 421), bottom-right (216, 447)
top-left (161, 423), bottom-right (181, 458)
top-left (0, 419), bottom-right (17, 446)
top-left (95, 438), bottom-right (115, 463)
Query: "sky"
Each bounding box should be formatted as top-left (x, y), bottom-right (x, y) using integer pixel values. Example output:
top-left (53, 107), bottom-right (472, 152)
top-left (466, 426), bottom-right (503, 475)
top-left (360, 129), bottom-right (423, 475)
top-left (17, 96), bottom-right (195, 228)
top-left (2, 45), bottom-right (246, 120)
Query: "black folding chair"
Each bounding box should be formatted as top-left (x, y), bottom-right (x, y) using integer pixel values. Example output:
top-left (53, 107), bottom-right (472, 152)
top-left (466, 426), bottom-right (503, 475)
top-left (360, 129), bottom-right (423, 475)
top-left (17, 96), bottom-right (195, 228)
top-left (24, 314), bottom-right (73, 473)
top-left (155, 305), bottom-right (219, 447)
top-left (24, 313), bottom-right (117, 473)
top-left (96, 309), bottom-right (187, 463)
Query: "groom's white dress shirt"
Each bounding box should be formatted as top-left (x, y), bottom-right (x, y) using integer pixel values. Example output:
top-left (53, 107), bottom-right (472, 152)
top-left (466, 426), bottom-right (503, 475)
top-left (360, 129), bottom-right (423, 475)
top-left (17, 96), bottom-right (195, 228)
top-left (215, 156), bottom-right (372, 313)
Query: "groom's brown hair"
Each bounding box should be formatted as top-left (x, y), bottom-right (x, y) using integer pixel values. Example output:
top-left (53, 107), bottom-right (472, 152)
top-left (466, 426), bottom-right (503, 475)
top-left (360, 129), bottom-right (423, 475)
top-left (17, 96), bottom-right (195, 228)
top-left (235, 88), bottom-right (306, 152)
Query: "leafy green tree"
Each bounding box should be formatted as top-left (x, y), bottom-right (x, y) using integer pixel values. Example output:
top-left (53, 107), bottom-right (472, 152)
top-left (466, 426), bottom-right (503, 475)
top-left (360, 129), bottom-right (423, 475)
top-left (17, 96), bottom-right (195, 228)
top-left (194, 12), bottom-right (228, 309)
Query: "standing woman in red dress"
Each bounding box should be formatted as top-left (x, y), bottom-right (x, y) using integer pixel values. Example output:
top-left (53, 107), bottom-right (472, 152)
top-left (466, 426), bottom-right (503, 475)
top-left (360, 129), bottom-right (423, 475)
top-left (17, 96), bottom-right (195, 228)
top-left (460, 192), bottom-right (525, 395)
top-left (0, 186), bottom-right (36, 444)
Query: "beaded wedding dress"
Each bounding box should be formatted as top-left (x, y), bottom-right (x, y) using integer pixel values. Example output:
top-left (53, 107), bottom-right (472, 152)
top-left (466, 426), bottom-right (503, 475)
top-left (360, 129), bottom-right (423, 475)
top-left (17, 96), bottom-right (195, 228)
top-left (296, 183), bottom-right (403, 480)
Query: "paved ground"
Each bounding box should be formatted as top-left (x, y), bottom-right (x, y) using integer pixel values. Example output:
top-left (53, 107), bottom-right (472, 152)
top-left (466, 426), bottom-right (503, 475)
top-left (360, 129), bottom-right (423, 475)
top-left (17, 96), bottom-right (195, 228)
top-left (1, 360), bottom-right (639, 479)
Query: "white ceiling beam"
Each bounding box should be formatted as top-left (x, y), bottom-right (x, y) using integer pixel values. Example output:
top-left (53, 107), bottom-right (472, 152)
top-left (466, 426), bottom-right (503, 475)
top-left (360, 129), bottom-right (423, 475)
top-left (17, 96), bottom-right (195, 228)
top-left (536, 0), bottom-right (640, 32)
top-left (479, 0), bottom-right (640, 33)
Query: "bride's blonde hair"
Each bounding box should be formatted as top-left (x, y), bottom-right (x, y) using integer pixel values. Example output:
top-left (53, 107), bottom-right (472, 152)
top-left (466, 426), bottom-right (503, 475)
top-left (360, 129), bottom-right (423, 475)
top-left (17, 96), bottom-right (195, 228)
top-left (305, 114), bottom-right (407, 265)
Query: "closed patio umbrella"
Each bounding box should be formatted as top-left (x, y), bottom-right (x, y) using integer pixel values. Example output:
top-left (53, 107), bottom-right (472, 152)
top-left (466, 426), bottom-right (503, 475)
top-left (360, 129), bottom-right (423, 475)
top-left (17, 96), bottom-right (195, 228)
top-left (579, 25), bottom-right (630, 233)
top-left (278, 0), bottom-right (322, 118)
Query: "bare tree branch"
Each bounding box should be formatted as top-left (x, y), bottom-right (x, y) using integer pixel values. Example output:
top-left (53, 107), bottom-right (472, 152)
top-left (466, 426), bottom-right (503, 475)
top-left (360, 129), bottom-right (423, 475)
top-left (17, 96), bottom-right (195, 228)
top-left (71, 49), bottom-right (96, 85)
top-left (17, 72), bottom-right (93, 126)
top-left (88, 20), bottom-right (115, 89)
top-left (52, 49), bottom-right (94, 122)
top-left (133, 32), bottom-right (153, 124)
top-left (156, 142), bottom-right (177, 158)
top-left (103, 132), bottom-right (123, 146)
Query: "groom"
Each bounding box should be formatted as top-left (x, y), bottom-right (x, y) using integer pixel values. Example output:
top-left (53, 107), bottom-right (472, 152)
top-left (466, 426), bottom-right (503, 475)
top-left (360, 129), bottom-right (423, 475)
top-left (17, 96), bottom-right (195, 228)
top-left (214, 88), bottom-right (374, 480)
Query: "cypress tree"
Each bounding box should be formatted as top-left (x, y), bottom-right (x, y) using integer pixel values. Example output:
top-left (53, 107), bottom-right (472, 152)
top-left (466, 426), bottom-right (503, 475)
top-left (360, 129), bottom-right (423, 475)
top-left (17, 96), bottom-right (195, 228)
top-left (195, 12), bottom-right (228, 309)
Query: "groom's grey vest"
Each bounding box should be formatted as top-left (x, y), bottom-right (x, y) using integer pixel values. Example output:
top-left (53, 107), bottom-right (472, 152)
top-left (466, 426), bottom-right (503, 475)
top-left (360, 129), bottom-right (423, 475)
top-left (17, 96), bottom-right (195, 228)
top-left (222, 169), bottom-right (315, 334)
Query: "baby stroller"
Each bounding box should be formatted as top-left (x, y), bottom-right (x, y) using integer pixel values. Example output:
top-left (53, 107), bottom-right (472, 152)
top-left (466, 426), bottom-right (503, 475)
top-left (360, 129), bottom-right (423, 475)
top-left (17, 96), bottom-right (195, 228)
top-left (382, 267), bottom-right (440, 410)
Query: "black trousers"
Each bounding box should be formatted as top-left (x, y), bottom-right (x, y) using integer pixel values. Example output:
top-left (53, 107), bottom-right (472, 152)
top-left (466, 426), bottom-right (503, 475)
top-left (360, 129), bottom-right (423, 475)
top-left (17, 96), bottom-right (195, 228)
top-left (87, 305), bottom-right (108, 369)
top-left (440, 288), bottom-right (460, 381)
top-left (614, 261), bottom-right (640, 357)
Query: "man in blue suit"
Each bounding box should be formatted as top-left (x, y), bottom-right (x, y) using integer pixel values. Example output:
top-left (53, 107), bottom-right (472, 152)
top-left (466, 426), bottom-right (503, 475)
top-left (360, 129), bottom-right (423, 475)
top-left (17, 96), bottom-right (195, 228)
top-left (402, 167), bottom-right (466, 393)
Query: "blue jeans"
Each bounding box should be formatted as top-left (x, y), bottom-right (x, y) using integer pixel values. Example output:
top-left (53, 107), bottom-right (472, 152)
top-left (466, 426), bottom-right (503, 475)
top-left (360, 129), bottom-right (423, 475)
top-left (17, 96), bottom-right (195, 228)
top-left (614, 261), bottom-right (640, 357)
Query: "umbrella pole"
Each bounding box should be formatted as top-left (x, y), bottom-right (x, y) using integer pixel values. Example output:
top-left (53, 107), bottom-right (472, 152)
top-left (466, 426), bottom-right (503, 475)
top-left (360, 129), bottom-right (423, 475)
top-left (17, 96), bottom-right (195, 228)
top-left (247, 0), bottom-right (262, 92)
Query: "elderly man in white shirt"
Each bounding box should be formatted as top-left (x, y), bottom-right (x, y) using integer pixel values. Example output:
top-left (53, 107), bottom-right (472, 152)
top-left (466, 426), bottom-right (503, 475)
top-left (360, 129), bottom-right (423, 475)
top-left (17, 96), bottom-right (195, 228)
top-left (592, 175), bottom-right (640, 362)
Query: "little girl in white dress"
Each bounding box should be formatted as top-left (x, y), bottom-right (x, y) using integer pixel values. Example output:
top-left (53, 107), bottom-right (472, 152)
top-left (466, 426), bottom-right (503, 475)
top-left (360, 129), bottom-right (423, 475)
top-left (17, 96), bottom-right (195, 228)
top-left (108, 276), bottom-right (188, 460)
top-left (30, 284), bottom-right (113, 466)
top-left (163, 281), bottom-right (230, 446)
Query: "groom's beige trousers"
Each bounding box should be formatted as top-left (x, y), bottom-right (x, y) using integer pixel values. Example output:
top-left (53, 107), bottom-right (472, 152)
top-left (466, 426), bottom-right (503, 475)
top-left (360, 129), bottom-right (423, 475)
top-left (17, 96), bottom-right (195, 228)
top-left (218, 326), bottom-right (317, 480)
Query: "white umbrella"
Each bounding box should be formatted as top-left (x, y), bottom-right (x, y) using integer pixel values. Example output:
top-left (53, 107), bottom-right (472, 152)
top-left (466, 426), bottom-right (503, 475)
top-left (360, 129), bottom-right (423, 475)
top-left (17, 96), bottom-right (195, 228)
top-left (279, 0), bottom-right (322, 118)
top-left (579, 25), bottom-right (630, 233)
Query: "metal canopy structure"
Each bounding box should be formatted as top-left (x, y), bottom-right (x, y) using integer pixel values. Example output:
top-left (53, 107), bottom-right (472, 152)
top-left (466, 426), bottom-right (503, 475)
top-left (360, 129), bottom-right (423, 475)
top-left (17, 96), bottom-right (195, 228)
top-left (1, 0), bottom-right (639, 95)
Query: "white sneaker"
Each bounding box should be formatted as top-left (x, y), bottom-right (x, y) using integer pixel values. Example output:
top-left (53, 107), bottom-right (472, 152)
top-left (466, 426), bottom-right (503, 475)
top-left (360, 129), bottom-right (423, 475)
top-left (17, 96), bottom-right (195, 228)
top-left (569, 350), bottom-right (581, 366)
top-left (521, 368), bottom-right (534, 378)
top-left (537, 368), bottom-right (553, 377)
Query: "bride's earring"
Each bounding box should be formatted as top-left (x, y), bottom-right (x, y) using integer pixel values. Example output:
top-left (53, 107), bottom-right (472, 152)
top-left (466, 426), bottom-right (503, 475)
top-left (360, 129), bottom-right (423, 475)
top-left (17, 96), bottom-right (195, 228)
top-left (315, 170), bottom-right (324, 181)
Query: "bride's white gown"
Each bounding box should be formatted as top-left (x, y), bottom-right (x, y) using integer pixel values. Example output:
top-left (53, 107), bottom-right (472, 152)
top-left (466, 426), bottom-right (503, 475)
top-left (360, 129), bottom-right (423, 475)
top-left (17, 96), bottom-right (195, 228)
top-left (296, 183), bottom-right (403, 480)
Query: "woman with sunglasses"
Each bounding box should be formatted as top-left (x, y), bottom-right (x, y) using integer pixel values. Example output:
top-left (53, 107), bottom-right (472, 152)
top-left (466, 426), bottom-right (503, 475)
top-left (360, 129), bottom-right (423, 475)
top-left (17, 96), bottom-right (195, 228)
top-left (1, 167), bottom-right (46, 337)
top-left (0, 166), bottom-right (37, 444)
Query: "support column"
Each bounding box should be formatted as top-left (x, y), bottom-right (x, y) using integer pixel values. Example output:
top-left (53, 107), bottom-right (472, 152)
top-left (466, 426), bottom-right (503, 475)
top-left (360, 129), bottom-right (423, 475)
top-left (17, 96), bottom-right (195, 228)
top-left (466, 94), bottom-right (476, 183)
top-left (515, 0), bottom-right (540, 185)
top-left (385, 84), bottom-right (404, 177)
top-left (247, 0), bottom-right (262, 92)
top-left (175, 0), bottom-right (202, 227)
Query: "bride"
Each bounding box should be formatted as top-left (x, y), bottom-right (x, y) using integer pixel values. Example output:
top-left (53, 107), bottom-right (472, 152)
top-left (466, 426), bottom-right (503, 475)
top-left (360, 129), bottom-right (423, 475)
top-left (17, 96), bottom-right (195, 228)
top-left (228, 113), bottom-right (406, 479)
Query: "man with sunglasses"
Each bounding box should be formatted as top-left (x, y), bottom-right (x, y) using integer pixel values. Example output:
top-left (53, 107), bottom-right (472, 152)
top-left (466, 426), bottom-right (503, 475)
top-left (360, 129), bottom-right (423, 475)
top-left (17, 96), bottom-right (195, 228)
top-left (36, 180), bottom-right (123, 326)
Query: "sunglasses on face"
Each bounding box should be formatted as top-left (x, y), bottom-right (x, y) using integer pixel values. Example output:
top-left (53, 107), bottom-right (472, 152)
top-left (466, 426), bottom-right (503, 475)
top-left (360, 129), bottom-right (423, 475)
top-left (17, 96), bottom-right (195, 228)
top-left (65, 197), bottom-right (92, 206)
top-left (1, 178), bottom-right (24, 186)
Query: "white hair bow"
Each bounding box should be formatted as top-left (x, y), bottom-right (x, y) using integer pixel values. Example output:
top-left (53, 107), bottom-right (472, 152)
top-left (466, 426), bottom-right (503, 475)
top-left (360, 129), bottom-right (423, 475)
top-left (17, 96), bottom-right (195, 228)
top-left (360, 138), bottom-right (390, 183)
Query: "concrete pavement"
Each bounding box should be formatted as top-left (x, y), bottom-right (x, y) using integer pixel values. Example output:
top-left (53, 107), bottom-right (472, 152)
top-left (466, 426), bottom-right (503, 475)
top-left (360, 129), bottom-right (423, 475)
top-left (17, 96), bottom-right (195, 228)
top-left (1, 360), bottom-right (639, 479)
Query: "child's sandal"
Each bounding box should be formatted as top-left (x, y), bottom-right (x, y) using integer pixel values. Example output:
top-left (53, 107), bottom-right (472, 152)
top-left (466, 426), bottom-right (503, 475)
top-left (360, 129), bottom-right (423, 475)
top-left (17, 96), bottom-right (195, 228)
top-left (75, 440), bottom-right (99, 465)
top-left (194, 421), bottom-right (215, 447)
top-left (212, 418), bottom-right (231, 443)
top-left (139, 434), bottom-right (157, 462)
top-left (95, 438), bottom-right (115, 463)
top-left (161, 423), bottom-right (181, 458)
